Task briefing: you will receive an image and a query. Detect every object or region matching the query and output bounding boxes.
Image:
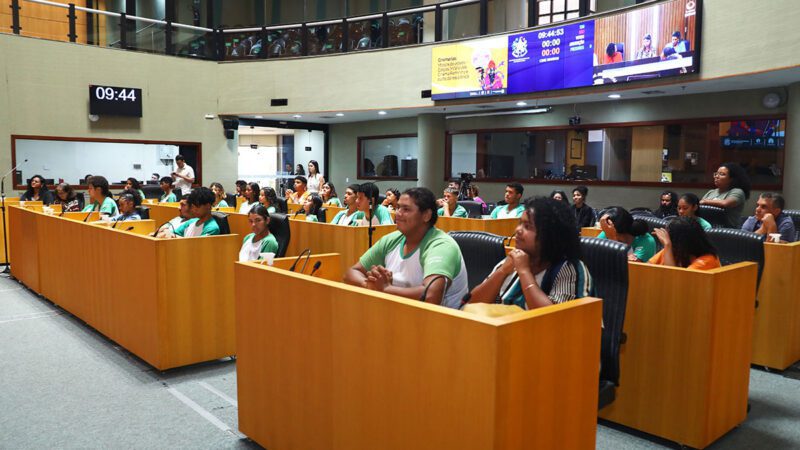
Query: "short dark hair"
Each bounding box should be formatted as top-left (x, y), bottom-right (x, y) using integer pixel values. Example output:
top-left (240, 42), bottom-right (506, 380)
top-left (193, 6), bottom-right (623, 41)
top-left (347, 184), bottom-right (361, 194)
top-left (126, 177), bottom-right (142, 190)
top-left (294, 175), bottom-right (307, 185)
top-left (550, 190), bottom-right (569, 205)
top-left (55, 183), bottom-right (77, 200)
top-left (573, 185), bottom-right (588, 197)
top-left (87, 176), bottom-right (112, 198)
top-left (118, 191), bottom-right (138, 206)
top-left (186, 187), bottom-right (215, 206)
top-left (246, 182), bottom-right (260, 202)
top-left (606, 42), bottom-right (617, 57)
top-left (760, 192), bottom-right (785, 210)
top-left (359, 182), bottom-right (380, 203)
top-left (159, 176), bottom-right (174, 185)
top-left (672, 31), bottom-right (681, 39)
top-left (680, 192), bottom-right (700, 207)
top-left (235, 179), bottom-right (247, 188)
top-left (507, 183), bottom-right (524, 196)
top-left (402, 187), bottom-right (438, 227)
top-left (667, 217), bottom-right (717, 268)
top-left (603, 206), bottom-right (648, 237)
top-left (306, 194), bottom-right (323, 216)
top-left (524, 197), bottom-right (581, 264)
top-left (175, 154), bottom-right (185, 162)
top-left (444, 187), bottom-right (459, 196)
top-left (249, 204), bottom-right (271, 222)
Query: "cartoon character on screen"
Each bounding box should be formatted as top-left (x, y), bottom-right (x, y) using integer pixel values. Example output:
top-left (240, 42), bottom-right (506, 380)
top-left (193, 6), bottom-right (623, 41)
top-left (472, 48), bottom-right (491, 89)
top-left (482, 60), bottom-right (506, 90)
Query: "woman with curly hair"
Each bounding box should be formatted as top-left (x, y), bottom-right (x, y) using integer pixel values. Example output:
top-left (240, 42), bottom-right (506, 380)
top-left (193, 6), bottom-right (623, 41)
top-left (650, 217), bottom-right (720, 270)
top-left (258, 186), bottom-right (280, 214)
top-left (469, 197), bottom-right (594, 310)
top-left (700, 162), bottom-right (751, 227)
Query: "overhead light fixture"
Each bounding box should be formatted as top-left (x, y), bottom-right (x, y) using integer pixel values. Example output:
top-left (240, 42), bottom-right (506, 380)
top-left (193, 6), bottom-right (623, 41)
top-left (445, 107), bottom-right (552, 120)
top-left (255, 115), bottom-right (263, 119)
top-left (516, 101), bottom-right (528, 106)
top-left (608, 94), bottom-right (621, 99)
top-left (335, 113), bottom-right (344, 117)
top-left (378, 111), bottom-right (387, 115)
top-left (292, 114), bottom-right (302, 119)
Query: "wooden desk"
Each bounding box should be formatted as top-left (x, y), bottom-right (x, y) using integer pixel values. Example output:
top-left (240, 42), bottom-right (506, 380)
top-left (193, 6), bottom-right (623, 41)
top-left (581, 227), bottom-right (602, 237)
top-left (752, 241), bottom-right (800, 369)
top-left (10, 206), bottom-right (240, 370)
top-left (599, 261), bottom-right (757, 449)
top-left (235, 259), bottom-right (603, 450)
top-left (436, 216), bottom-right (518, 237)
top-left (266, 253), bottom-right (343, 281)
top-left (91, 219), bottom-right (156, 236)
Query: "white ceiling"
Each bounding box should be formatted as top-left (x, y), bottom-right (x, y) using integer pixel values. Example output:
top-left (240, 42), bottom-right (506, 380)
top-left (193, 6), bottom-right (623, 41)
top-left (235, 66), bottom-right (800, 124)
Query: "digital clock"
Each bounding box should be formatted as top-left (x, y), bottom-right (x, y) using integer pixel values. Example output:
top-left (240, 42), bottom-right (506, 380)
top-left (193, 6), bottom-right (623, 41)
top-left (89, 85), bottom-right (142, 117)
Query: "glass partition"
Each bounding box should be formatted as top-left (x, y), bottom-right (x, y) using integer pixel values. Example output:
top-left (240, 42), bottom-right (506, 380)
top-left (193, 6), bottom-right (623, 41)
top-left (359, 135), bottom-right (419, 180)
top-left (307, 0), bottom-right (346, 22)
top-left (308, 23), bottom-right (345, 55)
top-left (225, 32), bottom-right (263, 59)
top-left (348, 18), bottom-right (382, 51)
top-left (444, 2), bottom-right (480, 40)
top-left (174, 27), bottom-right (215, 59)
top-left (129, 19), bottom-right (168, 54)
top-left (388, 12), bottom-right (423, 47)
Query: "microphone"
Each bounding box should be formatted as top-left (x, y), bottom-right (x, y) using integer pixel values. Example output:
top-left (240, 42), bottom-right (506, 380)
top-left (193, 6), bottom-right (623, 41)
top-left (503, 234), bottom-right (515, 247)
top-left (125, 226), bottom-right (134, 231)
top-left (288, 249), bottom-right (311, 272)
top-left (82, 210), bottom-right (93, 222)
top-left (112, 219), bottom-right (121, 228)
top-left (460, 292), bottom-right (472, 309)
top-left (151, 220), bottom-right (176, 237)
top-left (420, 275), bottom-right (449, 304)
top-left (1, 158), bottom-right (28, 183)
top-left (309, 261), bottom-right (322, 277)
top-left (300, 251), bottom-right (313, 274)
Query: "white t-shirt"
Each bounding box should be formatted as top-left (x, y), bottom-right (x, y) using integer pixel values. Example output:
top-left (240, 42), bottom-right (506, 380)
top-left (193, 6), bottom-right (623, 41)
top-left (239, 201), bottom-right (256, 214)
top-left (173, 164), bottom-right (195, 195)
top-left (307, 173), bottom-right (322, 193)
top-left (182, 220), bottom-right (204, 237)
top-left (239, 236), bottom-right (263, 262)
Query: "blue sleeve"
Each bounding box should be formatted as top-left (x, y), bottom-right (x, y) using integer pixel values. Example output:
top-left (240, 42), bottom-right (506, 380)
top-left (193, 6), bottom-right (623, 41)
top-left (779, 217), bottom-right (796, 242)
top-left (741, 216), bottom-right (757, 232)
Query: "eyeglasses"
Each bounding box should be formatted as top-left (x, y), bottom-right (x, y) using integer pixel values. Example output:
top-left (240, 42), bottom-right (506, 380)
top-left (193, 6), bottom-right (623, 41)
top-left (712, 172), bottom-right (727, 177)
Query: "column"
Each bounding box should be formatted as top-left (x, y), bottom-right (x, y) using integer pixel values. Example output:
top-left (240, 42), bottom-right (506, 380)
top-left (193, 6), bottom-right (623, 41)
top-left (417, 113), bottom-right (446, 189)
top-left (784, 82), bottom-right (800, 208)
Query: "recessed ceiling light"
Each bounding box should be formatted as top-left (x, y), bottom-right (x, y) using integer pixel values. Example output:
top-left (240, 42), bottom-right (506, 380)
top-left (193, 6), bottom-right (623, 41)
top-left (516, 101), bottom-right (527, 106)
top-left (335, 113), bottom-right (344, 117)
top-left (608, 94), bottom-right (621, 99)
top-left (292, 114), bottom-right (302, 118)
top-left (254, 115), bottom-right (263, 119)
top-left (378, 111), bottom-right (387, 115)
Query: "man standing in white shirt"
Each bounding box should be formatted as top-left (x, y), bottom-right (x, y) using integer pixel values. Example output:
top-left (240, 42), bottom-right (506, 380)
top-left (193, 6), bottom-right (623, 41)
top-left (171, 154), bottom-right (195, 197)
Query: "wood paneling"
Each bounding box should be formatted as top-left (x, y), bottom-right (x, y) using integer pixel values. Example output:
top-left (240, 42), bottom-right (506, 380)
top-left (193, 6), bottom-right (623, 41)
top-left (436, 216), bottom-right (518, 238)
top-left (235, 260), bottom-right (603, 449)
top-left (630, 126), bottom-right (664, 182)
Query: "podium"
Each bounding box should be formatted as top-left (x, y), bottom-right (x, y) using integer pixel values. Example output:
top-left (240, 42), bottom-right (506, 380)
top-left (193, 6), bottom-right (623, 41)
top-left (235, 255), bottom-right (603, 449)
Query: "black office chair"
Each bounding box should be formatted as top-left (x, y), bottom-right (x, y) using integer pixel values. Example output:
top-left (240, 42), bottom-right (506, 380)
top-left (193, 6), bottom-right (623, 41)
top-left (276, 197), bottom-right (289, 214)
top-left (706, 228), bottom-right (765, 288)
top-left (448, 231), bottom-right (506, 290)
top-left (267, 213), bottom-right (291, 257)
top-left (377, 194), bottom-right (386, 206)
top-left (225, 193), bottom-right (236, 208)
top-left (629, 207), bottom-right (653, 216)
top-left (135, 206), bottom-right (150, 220)
top-left (457, 201), bottom-right (484, 219)
top-left (782, 210), bottom-right (800, 242)
top-left (633, 215), bottom-right (667, 232)
top-left (141, 185), bottom-right (162, 199)
top-left (173, 188), bottom-right (183, 200)
top-left (76, 192), bottom-right (86, 211)
top-left (211, 211), bottom-right (230, 235)
top-left (579, 237), bottom-right (629, 410)
top-left (317, 208), bottom-right (327, 223)
top-left (697, 205), bottom-right (733, 228)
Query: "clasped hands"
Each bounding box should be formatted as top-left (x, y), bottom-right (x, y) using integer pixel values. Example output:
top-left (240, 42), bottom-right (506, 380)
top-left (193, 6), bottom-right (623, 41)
top-left (499, 248), bottom-right (533, 277)
top-left (364, 265), bottom-right (393, 291)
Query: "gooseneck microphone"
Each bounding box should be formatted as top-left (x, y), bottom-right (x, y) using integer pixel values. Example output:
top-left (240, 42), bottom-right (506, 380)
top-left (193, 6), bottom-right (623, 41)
top-left (125, 226), bottom-right (135, 232)
top-left (82, 210), bottom-right (94, 222)
top-left (309, 261), bottom-right (322, 277)
top-left (151, 221), bottom-right (176, 237)
top-left (420, 275), bottom-right (449, 304)
top-left (288, 249), bottom-right (311, 272)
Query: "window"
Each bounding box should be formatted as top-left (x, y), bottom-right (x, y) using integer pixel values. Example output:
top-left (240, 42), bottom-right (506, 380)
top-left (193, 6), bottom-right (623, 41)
top-left (447, 117), bottom-right (786, 188)
top-left (536, 0), bottom-right (594, 25)
top-left (358, 135), bottom-right (419, 180)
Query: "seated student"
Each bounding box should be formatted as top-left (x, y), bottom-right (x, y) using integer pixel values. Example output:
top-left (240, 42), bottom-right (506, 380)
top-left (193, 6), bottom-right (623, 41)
top-left (437, 187), bottom-right (468, 217)
top-left (235, 180), bottom-right (247, 198)
top-left (344, 187), bottom-right (469, 309)
top-left (154, 198), bottom-right (190, 237)
top-left (321, 182), bottom-right (342, 207)
top-left (382, 188), bottom-right (400, 212)
top-left (210, 182), bottom-right (229, 208)
top-left (238, 182), bottom-right (260, 214)
top-left (571, 185), bottom-right (595, 228)
top-left (550, 190), bottom-right (570, 206)
top-left (655, 190), bottom-right (678, 218)
top-left (468, 184), bottom-right (488, 214)
top-left (123, 177), bottom-right (146, 203)
top-left (173, 187), bottom-right (220, 237)
top-left (650, 217), bottom-right (720, 270)
top-left (597, 206), bottom-right (656, 262)
top-left (20, 174), bottom-right (54, 204)
top-left (700, 162), bottom-right (751, 227)
top-left (741, 192), bottom-right (796, 242)
top-left (677, 193), bottom-right (712, 230)
top-left (239, 205), bottom-right (279, 262)
top-left (469, 197), bottom-right (594, 310)
top-left (332, 184), bottom-right (365, 226)
top-left (53, 183), bottom-right (83, 212)
top-left (490, 183), bottom-right (525, 219)
top-left (82, 176), bottom-right (119, 217)
top-left (356, 182), bottom-right (394, 225)
top-left (298, 193), bottom-right (323, 222)
top-left (112, 192), bottom-right (142, 222)
top-left (259, 187), bottom-right (280, 214)
top-left (159, 176), bottom-right (177, 203)
top-left (285, 176), bottom-right (310, 204)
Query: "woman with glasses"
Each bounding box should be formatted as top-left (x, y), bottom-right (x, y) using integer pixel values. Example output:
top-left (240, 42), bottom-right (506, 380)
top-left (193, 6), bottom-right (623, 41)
top-left (700, 163), bottom-right (751, 227)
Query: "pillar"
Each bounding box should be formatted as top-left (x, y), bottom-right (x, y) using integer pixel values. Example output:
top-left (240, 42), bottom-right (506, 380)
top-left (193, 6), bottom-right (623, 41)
top-left (417, 113), bottom-right (446, 190)
top-left (784, 82), bottom-right (800, 208)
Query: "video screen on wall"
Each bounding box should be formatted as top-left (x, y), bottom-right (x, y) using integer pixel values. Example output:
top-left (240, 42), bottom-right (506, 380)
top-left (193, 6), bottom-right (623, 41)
top-left (431, 0), bottom-right (700, 100)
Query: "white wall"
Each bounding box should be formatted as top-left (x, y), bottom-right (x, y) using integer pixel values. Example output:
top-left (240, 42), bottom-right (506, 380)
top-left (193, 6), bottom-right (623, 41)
top-left (15, 139), bottom-right (178, 186)
top-left (293, 130), bottom-right (326, 176)
top-left (451, 134), bottom-right (477, 177)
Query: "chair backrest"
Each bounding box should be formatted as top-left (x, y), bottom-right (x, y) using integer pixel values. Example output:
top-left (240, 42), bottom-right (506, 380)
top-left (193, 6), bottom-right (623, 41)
top-left (268, 213), bottom-right (291, 257)
top-left (317, 207), bottom-right (327, 223)
top-left (579, 237), bottom-right (629, 387)
top-left (697, 204), bottom-right (733, 228)
top-left (706, 228), bottom-right (765, 287)
top-left (447, 231), bottom-right (506, 290)
top-left (276, 197), bottom-right (288, 214)
top-left (629, 207), bottom-right (653, 215)
top-left (782, 210), bottom-right (800, 241)
top-left (211, 211), bottom-right (230, 235)
top-left (135, 206), bottom-right (150, 220)
top-left (141, 185), bottom-right (162, 199)
top-left (633, 215), bottom-right (667, 232)
top-left (457, 200), bottom-right (484, 219)
top-left (225, 193), bottom-right (236, 208)
top-left (173, 188), bottom-right (183, 200)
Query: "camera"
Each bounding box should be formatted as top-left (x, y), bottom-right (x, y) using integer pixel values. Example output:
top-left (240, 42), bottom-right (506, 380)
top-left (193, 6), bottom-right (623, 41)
top-left (569, 115), bottom-right (581, 126)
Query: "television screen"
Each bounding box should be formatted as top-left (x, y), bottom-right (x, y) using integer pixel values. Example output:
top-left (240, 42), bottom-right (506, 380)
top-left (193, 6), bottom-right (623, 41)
top-left (431, 0), bottom-right (700, 100)
top-left (721, 120), bottom-right (785, 149)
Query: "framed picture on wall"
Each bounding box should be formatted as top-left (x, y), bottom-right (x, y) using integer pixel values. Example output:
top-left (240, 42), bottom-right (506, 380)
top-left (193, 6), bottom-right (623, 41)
top-left (570, 139), bottom-right (583, 159)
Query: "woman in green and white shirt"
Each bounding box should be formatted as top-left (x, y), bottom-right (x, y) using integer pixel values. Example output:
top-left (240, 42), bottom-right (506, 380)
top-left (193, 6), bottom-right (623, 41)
top-left (210, 182), bottom-right (229, 208)
top-left (82, 176), bottom-right (119, 217)
top-left (239, 205), bottom-right (279, 261)
top-left (299, 193), bottom-right (323, 222)
top-left (259, 187), bottom-right (280, 214)
top-left (321, 182), bottom-right (341, 207)
top-left (332, 184), bottom-right (364, 226)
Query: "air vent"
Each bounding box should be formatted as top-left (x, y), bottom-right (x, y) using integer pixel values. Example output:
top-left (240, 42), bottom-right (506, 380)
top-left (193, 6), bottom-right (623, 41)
top-left (270, 98), bottom-right (288, 106)
top-left (421, 89), bottom-right (432, 98)
top-left (641, 90), bottom-right (666, 95)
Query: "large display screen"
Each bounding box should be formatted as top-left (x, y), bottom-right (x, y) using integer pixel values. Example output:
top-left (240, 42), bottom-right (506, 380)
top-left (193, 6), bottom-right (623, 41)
top-left (431, 0), bottom-right (700, 100)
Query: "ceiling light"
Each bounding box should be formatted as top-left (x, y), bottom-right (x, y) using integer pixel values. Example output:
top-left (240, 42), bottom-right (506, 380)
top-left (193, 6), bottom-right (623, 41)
top-left (516, 101), bottom-right (527, 106)
top-left (335, 113), bottom-right (344, 117)
top-left (608, 94), bottom-right (621, 99)
top-left (254, 115), bottom-right (263, 119)
top-left (378, 111), bottom-right (387, 115)
top-left (292, 114), bottom-right (302, 118)
top-left (445, 107), bottom-right (552, 120)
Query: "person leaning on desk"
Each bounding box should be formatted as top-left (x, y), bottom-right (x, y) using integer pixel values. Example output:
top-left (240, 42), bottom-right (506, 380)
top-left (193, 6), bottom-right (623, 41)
top-left (344, 187), bottom-right (469, 309)
top-left (111, 192), bottom-right (141, 222)
top-left (171, 187), bottom-right (220, 237)
top-left (81, 176), bottom-right (119, 218)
